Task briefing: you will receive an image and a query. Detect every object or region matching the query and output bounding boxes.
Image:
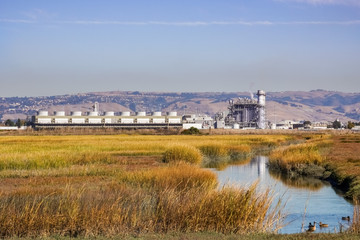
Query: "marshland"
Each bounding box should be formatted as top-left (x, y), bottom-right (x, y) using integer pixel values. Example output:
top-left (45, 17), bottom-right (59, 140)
top-left (0, 132), bottom-right (360, 239)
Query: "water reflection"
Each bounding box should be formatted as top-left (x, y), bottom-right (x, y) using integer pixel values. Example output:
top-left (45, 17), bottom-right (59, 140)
top-left (214, 156), bottom-right (354, 234)
top-left (202, 156), bottom-right (251, 171)
top-left (268, 168), bottom-right (325, 191)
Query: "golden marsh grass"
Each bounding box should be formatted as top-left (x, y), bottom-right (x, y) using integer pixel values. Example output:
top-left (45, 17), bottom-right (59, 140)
top-left (118, 163), bottom-right (217, 191)
top-left (162, 145), bottom-right (203, 164)
top-left (0, 182), bottom-right (284, 237)
top-left (0, 134), bottom-right (293, 237)
top-left (269, 143), bottom-right (323, 167)
top-left (0, 135), bottom-right (290, 171)
top-left (268, 135), bottom-right (333, 171)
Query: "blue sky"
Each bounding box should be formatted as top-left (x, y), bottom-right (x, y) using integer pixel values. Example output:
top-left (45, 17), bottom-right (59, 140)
top-left (1, 0), bottom-right (359, 97)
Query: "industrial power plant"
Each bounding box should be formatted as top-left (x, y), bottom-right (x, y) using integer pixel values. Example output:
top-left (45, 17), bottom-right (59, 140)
top-left (32, 90), bottom-right (267, 130)
top-left (215, 90), bottom-right (266, 129)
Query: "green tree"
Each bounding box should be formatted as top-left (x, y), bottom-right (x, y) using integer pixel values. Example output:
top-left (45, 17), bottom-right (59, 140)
top-left (181, 127), bottom-right (201, 135)
top-left (5, 119), bottom-right (15, 126)
top-left (303, 120), bottom-right (311, 125)
top-left (303, 120), bottom-right (311, 128)
top-left (16, 118), bottom-right (21, 128)
top-left (333, 120), bottom-right (341, 129)
top-left (347, 121), bottom-right (355, 129)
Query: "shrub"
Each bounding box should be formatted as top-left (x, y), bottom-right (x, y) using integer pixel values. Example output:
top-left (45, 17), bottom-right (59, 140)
top-left (163, 145), bottom-right (203, 164)
top-left (181, 127), bottom-right (200, 135)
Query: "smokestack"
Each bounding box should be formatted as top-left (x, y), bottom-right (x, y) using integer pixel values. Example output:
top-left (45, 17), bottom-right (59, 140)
top-left (257, 90), bottom-right (266, 129)
top-left (92, 102), bottom-right (99, 112)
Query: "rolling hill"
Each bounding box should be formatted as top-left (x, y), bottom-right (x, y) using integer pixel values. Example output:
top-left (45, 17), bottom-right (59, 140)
top-left (1, 90), bottom-right (359, 123)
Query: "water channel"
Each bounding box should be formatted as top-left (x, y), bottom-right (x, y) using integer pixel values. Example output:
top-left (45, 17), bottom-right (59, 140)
top-left (214, 156), bottom-right (354, 234)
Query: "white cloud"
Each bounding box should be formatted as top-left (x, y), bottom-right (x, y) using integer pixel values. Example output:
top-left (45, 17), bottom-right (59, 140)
top-left (0, 19), bottom-right (35, 23)
top-left (21, 8), bottom-right (56, 20)
top-left (277, 0), bottom-right (360, 6)
top-left (57, 20), bottom-right (275, 26)
top-left (2, 19), bottom-right (360, 26)
top-left (57, 20), bottom-right (360, 26)
top-left (279, 20), bottom-right (360, 25)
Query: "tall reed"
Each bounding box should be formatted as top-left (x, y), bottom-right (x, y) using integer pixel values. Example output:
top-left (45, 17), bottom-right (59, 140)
top-left (0, 182), bottom-right (284, 237)
top-left (349, 198), bottom-right (360, 234)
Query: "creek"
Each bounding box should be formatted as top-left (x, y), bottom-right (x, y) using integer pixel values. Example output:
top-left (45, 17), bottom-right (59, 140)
top-left (213, 156), bottom-right (353, 234)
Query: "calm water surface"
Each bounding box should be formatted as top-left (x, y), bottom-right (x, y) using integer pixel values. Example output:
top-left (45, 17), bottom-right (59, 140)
top-left (214, 156), bottom-right (353, 234)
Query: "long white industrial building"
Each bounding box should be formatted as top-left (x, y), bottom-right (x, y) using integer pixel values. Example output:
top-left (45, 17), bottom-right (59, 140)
top-left (32, 110), bottom-right (182, 129)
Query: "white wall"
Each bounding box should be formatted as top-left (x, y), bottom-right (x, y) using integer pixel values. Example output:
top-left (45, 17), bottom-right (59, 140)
top-left (137, 118), bottom-right (150, 124)
top-left (55, 118), bottom-right (69, 124)
top-left (168, 118), bottom-right (181, 124)
top-left (121, 118), bottom-right (134, 123)
top-left (88, 118), bottom-right (102, 124)
top-left (38, 118), bottom-right (52, 124)
top-left (72, 118), bottom-right (85, 124)
top-left (183, 123), bottom-right (202, 129)
top-left (153, 118), bottom-right (166, 123)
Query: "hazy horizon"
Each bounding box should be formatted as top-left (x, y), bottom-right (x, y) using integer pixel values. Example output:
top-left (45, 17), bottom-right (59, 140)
top-left (1, 0), bottom-right (360, 97)
top-left (2, 88), bottom-right (360, 99)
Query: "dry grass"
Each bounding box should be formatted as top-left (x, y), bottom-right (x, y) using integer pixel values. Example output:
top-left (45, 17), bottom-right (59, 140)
top-left (0, 171), bottom-right (284, 237)
top-left (322, 135), bottom-right (360, 198)
top-left (118, 163), bottom-right (217, 191)
top-left (349, 198), bottom-right (360, 234)
top-left (269, 143), bottom-right (323, 168)
top-left (5, 233), bottom-right (360, 240)
top-left (268, 134), bottom-right (360, 198)
top-left (0, 134), bottom-right (291, 238)
top-left (324, 135), bottom-right (360, 176)
top-left (199, 143), bottom-right (229, 158)
top-left (0, 135), bottom-right (290, 171)
top-left (267, 134), bottom-right (334, 174)
top-left (199, 143), bottom-right (252, 169)
top-left (163, 145), bottom-right (203, 164)
top-left (2, 132), bottom-right (360, 237)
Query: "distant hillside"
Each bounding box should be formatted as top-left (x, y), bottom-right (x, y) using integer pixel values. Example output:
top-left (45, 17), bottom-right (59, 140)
top-left (1, 90), bottom-right (359, 123)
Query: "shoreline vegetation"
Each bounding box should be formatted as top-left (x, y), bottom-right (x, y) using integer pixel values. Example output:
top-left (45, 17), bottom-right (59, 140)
top-left (0, 131), bottom-right (359, 239)
top-left (4, 233), bottom-right (360, 240)
top-left (268, 134), bottom-right (360, 199)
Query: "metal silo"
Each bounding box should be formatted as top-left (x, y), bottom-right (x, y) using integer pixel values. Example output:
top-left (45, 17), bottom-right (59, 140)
top-left (54, 111), bottom-right (66, 116)
top-left (71, 111), bottom-right (82, 116)
top-left (104, 111), bottom-right (115, 116)
top-left (38, 111), bottom-right (49, 116)
top-left (121, 112), bottom-right (131, 116)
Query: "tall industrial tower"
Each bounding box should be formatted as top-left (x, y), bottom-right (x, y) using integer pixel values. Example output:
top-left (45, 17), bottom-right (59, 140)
top-left (257, 90), bottom-right (266, 129)
top-left (219, 89), bottom-right (267, 129)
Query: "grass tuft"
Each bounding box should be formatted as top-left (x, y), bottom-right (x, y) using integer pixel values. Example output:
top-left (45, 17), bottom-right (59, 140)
top-left (162, 145), bottom-right (203, 164)
top-left (118, 163), bottom-right (217, 192)
top-left (199, 144), bottom-right (251, 170)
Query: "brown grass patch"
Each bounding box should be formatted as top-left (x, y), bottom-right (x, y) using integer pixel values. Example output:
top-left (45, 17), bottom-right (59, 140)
top-left (325, 135), bottom-right (360, 176)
